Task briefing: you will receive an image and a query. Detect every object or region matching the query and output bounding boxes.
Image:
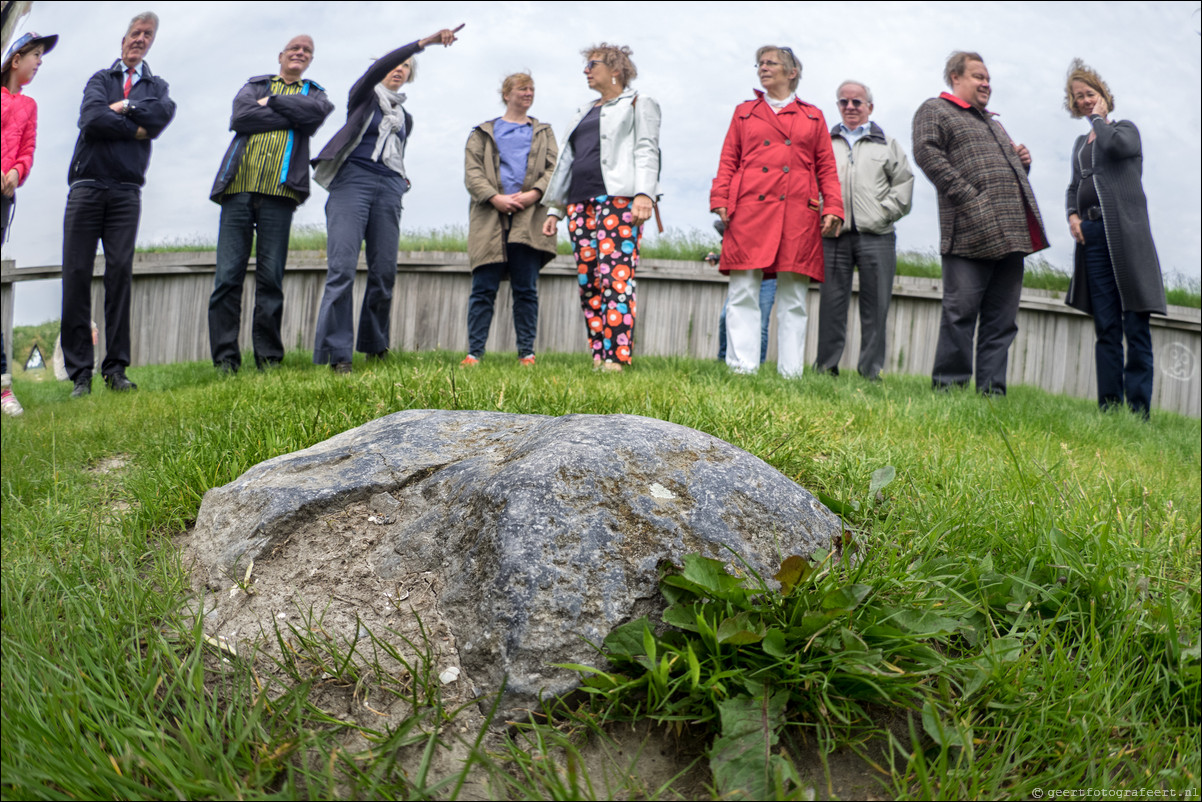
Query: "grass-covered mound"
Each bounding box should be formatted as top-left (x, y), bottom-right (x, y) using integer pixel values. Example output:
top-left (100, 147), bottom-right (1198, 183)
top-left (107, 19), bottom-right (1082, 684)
top-left (2, 350), bottom-right (1198, 799)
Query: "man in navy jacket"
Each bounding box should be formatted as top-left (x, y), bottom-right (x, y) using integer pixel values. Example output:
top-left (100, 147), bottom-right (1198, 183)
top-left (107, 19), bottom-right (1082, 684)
top-left (60, 11), bottom-right (175, 397)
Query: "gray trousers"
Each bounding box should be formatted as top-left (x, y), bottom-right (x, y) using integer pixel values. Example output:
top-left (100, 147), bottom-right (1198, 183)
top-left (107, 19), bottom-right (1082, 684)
top-left (932, 252), bottom-right (1025, 394)
top-left (815, 231), bottom-right (897, 379)
top-left (313, 161), bottom-right (406, 364)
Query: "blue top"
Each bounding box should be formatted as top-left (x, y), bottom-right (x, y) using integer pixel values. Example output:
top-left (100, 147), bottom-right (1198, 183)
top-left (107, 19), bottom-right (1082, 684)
top-left (835, 122), bottom-right (871, 149)
top-left (494, 118), bottom-right (533, 195)
top-left (122, 60), bottom-right (145, 87)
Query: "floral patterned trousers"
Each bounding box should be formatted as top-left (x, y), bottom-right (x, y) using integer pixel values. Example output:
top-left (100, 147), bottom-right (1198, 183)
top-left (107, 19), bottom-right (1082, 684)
top-left (566, 196), bottom-right (640, 364)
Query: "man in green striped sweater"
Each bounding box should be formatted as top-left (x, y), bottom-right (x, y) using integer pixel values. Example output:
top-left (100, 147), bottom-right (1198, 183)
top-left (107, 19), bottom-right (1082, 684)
top-left (207, 35), bottom-right (333, 373)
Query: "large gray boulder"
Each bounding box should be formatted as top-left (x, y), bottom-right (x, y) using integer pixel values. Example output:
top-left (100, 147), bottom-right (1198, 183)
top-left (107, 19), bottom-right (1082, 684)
top-left (190, 410), bottom-right (839, 711)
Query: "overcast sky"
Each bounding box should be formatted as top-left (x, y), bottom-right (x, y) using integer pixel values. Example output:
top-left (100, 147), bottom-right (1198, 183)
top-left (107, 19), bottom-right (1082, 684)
top-left (2, 0), bottom-right (1199, 325)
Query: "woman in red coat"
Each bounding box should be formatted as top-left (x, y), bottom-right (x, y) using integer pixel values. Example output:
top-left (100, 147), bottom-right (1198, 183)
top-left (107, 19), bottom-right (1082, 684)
top-left (710, 45), bottom-right (843, 377)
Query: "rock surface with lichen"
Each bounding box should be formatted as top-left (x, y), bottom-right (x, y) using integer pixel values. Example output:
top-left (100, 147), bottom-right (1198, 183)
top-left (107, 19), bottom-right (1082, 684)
top-left (188, 409), bottom-right (840, 714)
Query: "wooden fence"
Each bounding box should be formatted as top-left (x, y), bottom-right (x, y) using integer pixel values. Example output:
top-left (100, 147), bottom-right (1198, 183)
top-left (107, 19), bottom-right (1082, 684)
top-left (3, 252), bottom-right (1199, 416)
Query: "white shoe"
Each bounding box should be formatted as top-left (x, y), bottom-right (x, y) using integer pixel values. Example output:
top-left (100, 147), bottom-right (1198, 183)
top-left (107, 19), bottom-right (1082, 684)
top-left (1, 387), bottom-right (23, 416)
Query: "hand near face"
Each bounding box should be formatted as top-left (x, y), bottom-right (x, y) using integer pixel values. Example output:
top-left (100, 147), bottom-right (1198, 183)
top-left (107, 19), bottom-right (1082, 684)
top-left (820, 214), bottom-right (842, 238)
top-left (1013, 143), bottom-right (1032, 167)
top-left (1090, 94), bottom-right (1109, 120)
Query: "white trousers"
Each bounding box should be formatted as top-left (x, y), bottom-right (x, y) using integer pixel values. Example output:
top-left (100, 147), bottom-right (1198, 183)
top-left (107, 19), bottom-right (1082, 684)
top-left (726, 270), bottom-right (810, 377)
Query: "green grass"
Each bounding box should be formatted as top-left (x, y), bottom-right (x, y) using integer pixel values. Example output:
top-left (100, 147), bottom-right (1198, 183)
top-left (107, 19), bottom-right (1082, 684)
top-left (2, 347), bottom-right (1198, 799)
top-left (135, 227), bottom-right (1202, 308)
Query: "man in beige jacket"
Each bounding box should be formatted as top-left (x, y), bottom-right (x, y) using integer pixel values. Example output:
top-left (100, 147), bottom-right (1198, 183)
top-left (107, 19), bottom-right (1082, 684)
top-left (815, 80), bottom-right (914, 381)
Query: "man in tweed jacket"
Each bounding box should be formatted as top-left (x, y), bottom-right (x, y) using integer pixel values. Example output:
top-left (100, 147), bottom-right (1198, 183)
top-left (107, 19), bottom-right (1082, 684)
top-left (913, 51), bottom-right (1048, 395)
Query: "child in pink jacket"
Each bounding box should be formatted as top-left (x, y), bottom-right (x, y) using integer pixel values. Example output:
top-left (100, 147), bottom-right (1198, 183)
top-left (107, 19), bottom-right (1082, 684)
top-left (1, 31), bottom-right (57, 416)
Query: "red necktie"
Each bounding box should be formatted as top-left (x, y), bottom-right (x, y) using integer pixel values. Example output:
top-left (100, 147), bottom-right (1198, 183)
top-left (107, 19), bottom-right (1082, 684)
top-left (123, 67), bottom-right (135, 98)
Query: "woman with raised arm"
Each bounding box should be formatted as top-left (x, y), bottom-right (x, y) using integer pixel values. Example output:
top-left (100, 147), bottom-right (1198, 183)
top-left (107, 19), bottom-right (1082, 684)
top-left (541, 43), bottom-right (660, 372)
top-left (1063, 59), bottom-right (1166, 419)
top-left (311, 25), bottom-right (461, 373)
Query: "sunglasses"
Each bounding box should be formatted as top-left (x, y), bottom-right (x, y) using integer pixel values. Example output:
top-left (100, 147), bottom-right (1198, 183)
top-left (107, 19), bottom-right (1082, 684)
top-left (837, 98), bottom-right (867, 108)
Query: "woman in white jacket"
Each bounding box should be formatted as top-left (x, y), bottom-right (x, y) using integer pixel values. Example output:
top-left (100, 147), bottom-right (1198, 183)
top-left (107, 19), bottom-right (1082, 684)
top-left (541, 43), bottom-right (660, 371)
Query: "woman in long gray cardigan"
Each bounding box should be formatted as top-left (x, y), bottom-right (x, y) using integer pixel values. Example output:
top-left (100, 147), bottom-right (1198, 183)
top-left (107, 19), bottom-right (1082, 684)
top-left (1063, 59), bottom-right (1166, 418)
top-left (311, 26), bottom-right (460, 373)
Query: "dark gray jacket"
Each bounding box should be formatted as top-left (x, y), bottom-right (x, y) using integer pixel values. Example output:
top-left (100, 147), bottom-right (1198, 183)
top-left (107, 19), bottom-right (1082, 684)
top-left (1065, 118), bottom-right (1166, 315)
top-left (913, 93), bottom-right (1048, 260)
top-left (209, 74), bottom-right (333, 204)
top-left (69, 60), bottom-right (176, 187)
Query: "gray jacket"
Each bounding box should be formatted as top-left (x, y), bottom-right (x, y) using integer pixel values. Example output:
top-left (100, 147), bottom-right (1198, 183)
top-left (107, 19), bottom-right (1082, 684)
top-left (912, 93), bottom-right (1048, 260)
top-left (830, 121), bottom-right (913, 235)
top-left (1065, 117), bottom-right (1166, 316)
top-left (542, 87), bottom-right (661, 217)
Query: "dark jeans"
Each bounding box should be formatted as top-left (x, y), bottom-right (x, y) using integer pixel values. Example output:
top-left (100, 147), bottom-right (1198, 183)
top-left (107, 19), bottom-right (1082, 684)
top-left (717, 277), bottom-right (776, 363)
top-left (60, 184), bottom-right (140, 381)
top-left (313, 162), bottom-right (406, 364)
top-left (1082, 218), bottom-right (1153, 417)
top-left (467, 242), bottom-right (541, 358)
top-left (932, 252), bottom-right (1025, 395)
top-left (816, 232), bottom-right (897, 379)
top-left (208, 192), bottom-right (296, 370)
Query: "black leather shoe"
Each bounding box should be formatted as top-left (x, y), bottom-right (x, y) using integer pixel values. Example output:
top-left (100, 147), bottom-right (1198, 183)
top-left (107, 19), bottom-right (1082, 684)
top-left (71, 375), bottom-right (92, 398)
top-left (104, 371), bottom-right (137, 392)
top-left (332, 362), bottom-right (352, 374)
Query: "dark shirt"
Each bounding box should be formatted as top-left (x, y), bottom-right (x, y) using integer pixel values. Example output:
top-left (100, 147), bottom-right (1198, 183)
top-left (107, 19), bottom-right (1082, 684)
top-left (1076, 137), bottom-right (1100, 214)
top-left (348, 106), bottom-right (402, 176)
top-left (567, 105), bottom-right (606, 203)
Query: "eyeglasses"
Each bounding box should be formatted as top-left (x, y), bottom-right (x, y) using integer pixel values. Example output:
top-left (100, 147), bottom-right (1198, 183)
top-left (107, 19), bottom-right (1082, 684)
top-left (756, 46), bottom-right (800, 72)
top-left (837, 98), bottom-right (867, 108)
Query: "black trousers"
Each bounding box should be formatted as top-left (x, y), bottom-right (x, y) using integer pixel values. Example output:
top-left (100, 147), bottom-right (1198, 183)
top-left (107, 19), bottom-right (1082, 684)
top-left (60, 184), bottom-right (140, 381)
top-left (932, 252), bottom-right (1025, 395)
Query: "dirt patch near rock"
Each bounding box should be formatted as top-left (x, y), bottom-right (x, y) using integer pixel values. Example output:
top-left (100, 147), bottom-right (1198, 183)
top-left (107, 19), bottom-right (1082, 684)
top-left (177, 495), bottom-right (499, 795)
top-left (89, 454), bottom-right (130, 474)
top-left (175, 499), bottom-right (904, 799)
